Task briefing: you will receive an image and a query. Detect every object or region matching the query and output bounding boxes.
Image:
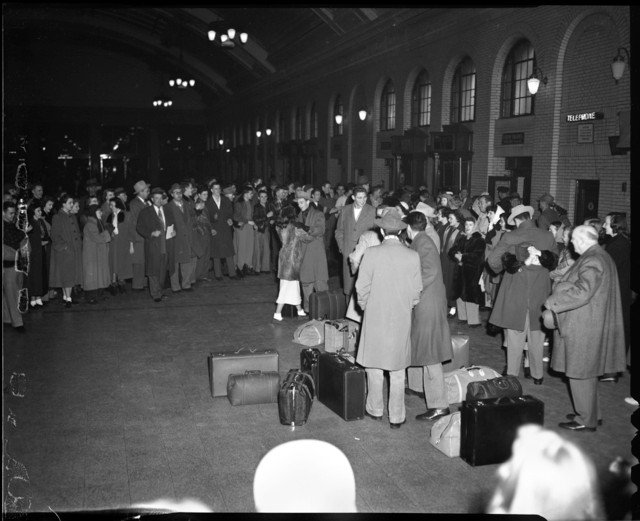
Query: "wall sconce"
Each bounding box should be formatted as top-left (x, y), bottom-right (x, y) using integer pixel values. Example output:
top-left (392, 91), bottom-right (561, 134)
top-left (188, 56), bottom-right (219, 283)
top-left (265, 128), bottom-right (272, 136)
top-left (611, 47), bottom-right (630, 82)
top-left (218, 139), bottom-right (224, 146)
top-left (358, 108), bottom-right (368, 121)
top-left (335, 114), bottom-right (343, 125)
top-left (256, 130), bottom-right (262, 138)
top-left (527, 67), bottom-right (548, 95)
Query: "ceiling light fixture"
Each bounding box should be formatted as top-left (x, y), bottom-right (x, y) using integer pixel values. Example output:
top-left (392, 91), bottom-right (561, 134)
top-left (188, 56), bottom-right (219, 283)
top-left (207, 22), bottom-right (248, 49)
top-left (169, 48), bottom-right (195, 89)
top-left (265, 128), bottom-right (272, 136)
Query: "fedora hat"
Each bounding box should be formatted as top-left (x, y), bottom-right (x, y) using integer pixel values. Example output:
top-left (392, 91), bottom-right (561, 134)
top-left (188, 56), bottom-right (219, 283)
top-left (169, 183), bottom-right (182, 193)
top-left (295, 187), bottom-right (312, 200)
top-left (133, 180), bottom-right (150, 194)
top-left (375, 207), bottom-right (407, 232)
top-left (542, 308), bottom-right (558, 330)
top-left (507, 204), bottom-right (534, 226)
top-left (538, 193), bottom-right (554, 203)
top-left (414, 201), bottom-right (436, 218)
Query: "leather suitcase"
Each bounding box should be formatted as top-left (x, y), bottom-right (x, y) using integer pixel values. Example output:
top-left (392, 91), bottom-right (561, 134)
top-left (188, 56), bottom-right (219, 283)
top-left (442, 335), bottom-right (470, 373)
top-left (226, 370), bottom-right (281, 405)
top-left (318, 351), bottom-right (365, 421)
top-left (300, 347), bottom-right (321, 397)
top-left (208, 348), bottom-right (279, 397)
top-left (278, 369), bottom-right (315, 426)
top-left (460, 395), bottom-right (544, 466)
top-left (309, 289), bottom-right (346, 320)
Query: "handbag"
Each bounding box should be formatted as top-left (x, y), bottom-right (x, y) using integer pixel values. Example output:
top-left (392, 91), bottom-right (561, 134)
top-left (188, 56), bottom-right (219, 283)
top-left (429, 412), bottom-right (461, 457)
top-left (278, 369), bottom-right (316, 426)
top-left (226, 370), bottom-right (281, 406)
top-left (444, 366), bottom-right (501, 404)
top-left (465, 375), bottom-right (522, 402)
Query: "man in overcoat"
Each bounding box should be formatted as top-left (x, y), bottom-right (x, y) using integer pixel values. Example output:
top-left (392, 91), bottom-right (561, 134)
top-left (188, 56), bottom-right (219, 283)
top-left (206, 182), bottom-right (238, 281)
top-left (544, 225), bottom-right (626, 431)
top-left (137, 187), bottom-right (175, 302)
top-left (166, 183), bottom-right (195, 292)
top-left (405, 211), bottom-right (453, 421)
top-left (335, 185), bottom-right (375, 302)
top-left (296, 187), bottom-right (329, 313)
top-left (129, 180), bottom-right (150, 290)
top-left (487, 204), bottom-right (557, 383)
top-left (356, 209), bottom-right (422, 428)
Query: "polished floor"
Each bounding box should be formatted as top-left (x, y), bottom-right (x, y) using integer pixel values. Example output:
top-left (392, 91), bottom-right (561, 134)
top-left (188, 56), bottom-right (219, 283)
top-left (2, 271), bottom-right (636, 517)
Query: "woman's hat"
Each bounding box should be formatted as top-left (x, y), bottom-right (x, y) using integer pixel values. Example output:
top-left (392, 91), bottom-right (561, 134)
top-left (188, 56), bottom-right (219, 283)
top-left (507, 204), bottom-right (534, 226)
top-left (375, 207), bottom-right (407, 231)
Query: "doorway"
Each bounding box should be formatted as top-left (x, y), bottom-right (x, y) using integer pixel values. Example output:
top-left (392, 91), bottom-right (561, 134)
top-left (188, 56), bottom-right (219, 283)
top-left (575, 179), bottom-right (600, 224)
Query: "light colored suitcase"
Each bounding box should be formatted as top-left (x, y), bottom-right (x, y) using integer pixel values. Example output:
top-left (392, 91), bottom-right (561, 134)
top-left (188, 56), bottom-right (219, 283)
top-left (208, 347), bottom-right (279, 397)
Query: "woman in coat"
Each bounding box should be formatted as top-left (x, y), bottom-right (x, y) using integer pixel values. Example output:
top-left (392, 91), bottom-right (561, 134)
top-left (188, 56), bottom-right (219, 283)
top-left (440, 209), bottom-right (463, 316)
top-left (49, 195), bottom-right (83, 308)
top-left (82, 204), bottom-right (112, 304)
top-left (450, 216), bottom-right (486, 327)
top-left (26, 203), bottom-right (46, 308)
top-left (107, 198), bottom-right (133, 294)
top-left (193, 186), bottom-right (214, 281)
top-left (233, 186), bottom-right (256, 276)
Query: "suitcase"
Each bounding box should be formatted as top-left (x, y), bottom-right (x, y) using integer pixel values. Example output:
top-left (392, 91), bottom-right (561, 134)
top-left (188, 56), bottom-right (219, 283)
top-left (309, 289), bottom-right (346, 320)
top-left (465, 375), bottom-right (522, 402)
top-left (324, 319), bottom-right (349, 353)
top-left (282, 304), bottom-right (298, 318)
top-left (278, 369), bottom-right (315, 426)
top-left (460, 395), bottom-right (544, 466)
top-left (226, 370), bottom-right (281, 406)
top-left (318, 351), bottom-right (365, 421)
top-left (208, 348), bottom-right (279, 397)
top-left (300, 347), bottom-right (321, 397)
top-left (429, 412), bottom-right (462, 458)
top-left (442, 335), bottom-right (470, 373)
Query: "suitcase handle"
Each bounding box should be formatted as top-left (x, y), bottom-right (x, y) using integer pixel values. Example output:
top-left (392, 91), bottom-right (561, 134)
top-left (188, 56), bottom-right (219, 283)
top-left (244, 370), bottom-right (262, 375)
top-left (234, 347), bottom-right (258, 354)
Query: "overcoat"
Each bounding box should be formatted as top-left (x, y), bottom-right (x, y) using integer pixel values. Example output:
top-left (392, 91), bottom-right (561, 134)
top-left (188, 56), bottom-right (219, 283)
top-left (136, 205), bottom-right (171, 279)
top-left (26, 217), bottom-right (45, 296)
top-left (128, 196), bottom-right (148, 264)
top-left (356, 238), bottom-right (422, 371)
top-left (487, 220), bottom-right (557, 331)
top-left (545, 243), bottom-right (626, 378)
top-left (335, 203), bottom-right (376, 294)
top-left (297, 205), bottom-right (329, 284)
top-left (276, 224), bottom-right (305, 281)
top-left (108, 212), bottom-right (134, 280)
top-left (206, 196), bottom-right (235, 259)
top-left (49, 210), bottom-right (83, 287)
top-left (410, 232), bottom-right (452, 366)
top-left (440, 224), bottom-right (461, 304)
top-left (82, 217), bottom-right (111, 291)
top-left (165, 200), bottom-right (193, 264)
top-left (450, 231), bottom-right (485, 305)
top-left (605, 234), bottom-right (630, 348)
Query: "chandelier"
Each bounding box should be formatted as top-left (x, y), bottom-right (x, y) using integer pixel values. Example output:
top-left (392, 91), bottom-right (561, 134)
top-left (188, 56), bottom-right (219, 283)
top-left (207, 23), bottom-right (248, 48)
top-left (169, 48), bottom-right (195, 88)
top-left (152, 96), bottom-right (173, 108)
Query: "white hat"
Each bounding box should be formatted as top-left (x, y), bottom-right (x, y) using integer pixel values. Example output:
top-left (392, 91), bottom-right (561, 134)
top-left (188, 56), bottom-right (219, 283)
top-left (253, 440), bottom-right (357, 512)
top-left (415, 202), bottom-right (436, 218)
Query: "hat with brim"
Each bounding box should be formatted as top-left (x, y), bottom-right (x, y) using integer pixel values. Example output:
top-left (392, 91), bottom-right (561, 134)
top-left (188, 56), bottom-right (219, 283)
top-left (295, 188), bottom-right (312, 200)
top-left (375, 208), bottom-right (407, 232)
top-left (150, 187), bottom-right (166, 196)
top-left (538, 193), bottom-right (554, 203)
top-left (170, 183), bottom-right (182, 193)
top-left (134, 180), bottom-right (150, 194)
top-left (222, 186), bottom-right (234, 195)
top-left (507, 204), bottom-right (534, 226)
top-left (542, 309), bottom-right (558, 330)
top-left (414, 202), bottom-right (436, 218)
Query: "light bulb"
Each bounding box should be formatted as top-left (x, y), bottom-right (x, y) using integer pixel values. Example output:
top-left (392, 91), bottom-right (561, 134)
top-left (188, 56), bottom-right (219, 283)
top-left (208, 29), bottom-right (216, 41)
top-left (240, 32), bottom-right (248, 43)
top-left (228, 28), bottom-right (236, 40)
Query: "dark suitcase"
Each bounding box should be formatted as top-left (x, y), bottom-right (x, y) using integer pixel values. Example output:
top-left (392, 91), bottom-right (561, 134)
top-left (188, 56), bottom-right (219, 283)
top-left (282, 304), bottom-right (297, 318)
top-left (442, 335), bottom-right (470, 373)
top-left (318, 352), bottom-right (365, 421)
top-left (309, 289), bottom-right (346, 320)
top-left (460, 395), bottom-right (544, 466)
top-left (465, 375), bottom-right (523, 402)
top-left (208, 348), bottom-right (279, 397)
top-left (226, 370), bottom-right (281, 406)
top-left (278, 369), bottom-right (315, 426)
top-left (300, 347), bottom-right (321, 397)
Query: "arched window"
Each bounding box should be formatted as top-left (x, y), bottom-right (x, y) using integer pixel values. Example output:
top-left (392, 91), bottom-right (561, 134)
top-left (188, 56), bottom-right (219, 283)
top-left (333, 95), bottom-right (343, 137)
top-left (310, 103), bottom-right (318, 139)
top-left (411, 70), bottom-right (431, 128)
top-left (295, 107), bottom-right (302, 140)
top-left (380, 80), bottom-right (396, 131)
top-left (501, 40), bottom-right (535, 117)
top-left (450, 57), bottom-right (476, 123)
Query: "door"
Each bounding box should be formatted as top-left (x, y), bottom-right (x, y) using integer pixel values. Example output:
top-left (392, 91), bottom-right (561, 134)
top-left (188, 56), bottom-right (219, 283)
top-left (575, 180), bottom-right (600, 224)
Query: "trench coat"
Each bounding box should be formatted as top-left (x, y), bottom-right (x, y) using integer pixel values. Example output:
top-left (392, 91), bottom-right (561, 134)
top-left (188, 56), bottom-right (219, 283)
top-left (128, 195), bottom-right (148, 264)
top-left (297, 205), bottom-right (329, 284)
top-left (487, 220), bottom-right (557, 331)
top-left (206, 196), bottom-right (235, 259)
top-left (449, 231), bottom-right (485, 305)
top-left (410, 232), bottom-right (452, 366)
top-left (82, 217), bottom-right (112, 291)
top-left (440, 224), bottom-right (461, 304)
top-left (108, 212), bottom-right (134, 280)
top-left (356, 238), bottom-right (422, 371)
top-left (165, 200), bottom-right (193, 264)
top-left (334, 203), bottom-right (376, 294)
top-left (136, 205), bottom-right (174, 279)
top-left (605, 234), bottom-right (630, 348)
top-left (545, 243), bottom-right (626, 379)
top-left (49, 210), bottom-right (83, 288)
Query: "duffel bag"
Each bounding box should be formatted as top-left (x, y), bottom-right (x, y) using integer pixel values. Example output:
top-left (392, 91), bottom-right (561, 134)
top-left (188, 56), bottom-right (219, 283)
top-left (465, 375), bottom-right (523, 402)
top-left (445, 366), bottom-right (501, 404)
top-left (292, 319), bottom-right (325, 347)
top-left (227, 370), bottom-right (281, 406)
top-left (429, 412), bottom-right (461, 458)
top-left (278, 369), bottom-right (315, 426)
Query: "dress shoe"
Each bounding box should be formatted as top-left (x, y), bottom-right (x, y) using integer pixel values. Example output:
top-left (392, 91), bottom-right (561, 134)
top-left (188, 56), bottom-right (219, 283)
top-left (364, 411), bottom-right (383, 421)
top-left (416, 408), bottom-right (450, 421)
top-left (390, 419), bottom-right (406, 429)
top-left (65, 301), bottom-right (72, 309)
top-left (404, 388), bottom-right (425, 399)
top-left (533, 378), bottom-right (543, 385)
top-left (523, 367), bottom-right (531, 379)
top-left (13, 325), bottom-right (26, 333)
top-left (558, 421), bottom-right (596, 432)
top-left (468, 323), bottom-right (482, 329)
top-left (182, 287), bottom-right (194, 292)
top-left (566, 413), bottom-right (603, 426)
top-left (599, 373), bottom-right (619, 383)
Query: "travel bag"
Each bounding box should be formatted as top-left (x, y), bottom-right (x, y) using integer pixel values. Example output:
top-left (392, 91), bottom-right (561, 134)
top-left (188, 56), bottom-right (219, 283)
top-left (278, 369), bottom-right (315, 426)
top-left (318, 351), bottom-right (365, 421)
top-left (442, 335), bottom-right (471, 373)
top-left (292, 319), bottom-right (325, 347)
top-left (300, 347), bottom-right (321, 397)
top-left (226, 370), bottom-right (281, 406)
top-left (465, 375), bottom-right (523, 402)
top-left (429, 412), bottom-right (462, 458)
top-left (208, 347), bottom-right (279, 397)
top-left (460, 395), bottom-right (544, 466)
top-left (324, 319), bottom-right (349, 353)
top-left (309, 289), bottom-right (346, 320)
top-left (444, 365), bottom-right (501, 405)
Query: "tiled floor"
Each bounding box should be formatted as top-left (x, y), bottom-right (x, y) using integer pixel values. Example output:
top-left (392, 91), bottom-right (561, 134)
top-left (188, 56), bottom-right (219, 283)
top-left (2, 273), bottom-right (636, 516)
